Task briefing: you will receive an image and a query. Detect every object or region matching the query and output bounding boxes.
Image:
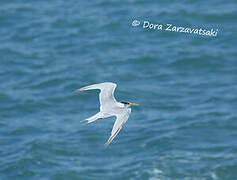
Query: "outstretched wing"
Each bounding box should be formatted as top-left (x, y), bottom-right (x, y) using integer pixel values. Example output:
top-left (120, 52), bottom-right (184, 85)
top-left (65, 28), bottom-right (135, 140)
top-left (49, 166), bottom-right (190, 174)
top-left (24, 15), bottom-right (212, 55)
top-left (76, 82), bottom-right (117, 107)
top-left (105, 108), bottom-right (131, 146)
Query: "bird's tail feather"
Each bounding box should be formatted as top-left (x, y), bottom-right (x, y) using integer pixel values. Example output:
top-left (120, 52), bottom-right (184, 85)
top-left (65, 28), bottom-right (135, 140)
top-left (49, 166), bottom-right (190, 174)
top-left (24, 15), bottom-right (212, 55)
top-left (82, 112), bottom-right (101, 123)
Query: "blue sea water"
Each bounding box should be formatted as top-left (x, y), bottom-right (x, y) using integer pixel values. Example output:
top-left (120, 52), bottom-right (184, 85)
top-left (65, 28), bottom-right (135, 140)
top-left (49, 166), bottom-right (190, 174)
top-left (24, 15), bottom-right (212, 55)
top-left (0, 0), bottom-right (237, 179)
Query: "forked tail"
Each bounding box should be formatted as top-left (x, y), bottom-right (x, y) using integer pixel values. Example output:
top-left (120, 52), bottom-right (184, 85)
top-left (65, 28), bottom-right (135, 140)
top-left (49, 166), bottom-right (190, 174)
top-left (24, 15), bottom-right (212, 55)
top-left (81, 112), bottom-right (102, 123)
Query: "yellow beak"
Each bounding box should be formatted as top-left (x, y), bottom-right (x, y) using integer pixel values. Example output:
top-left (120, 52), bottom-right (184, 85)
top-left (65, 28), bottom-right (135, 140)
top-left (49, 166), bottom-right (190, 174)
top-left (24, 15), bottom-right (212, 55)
top-left (130, 103), bottom-right (139, 106)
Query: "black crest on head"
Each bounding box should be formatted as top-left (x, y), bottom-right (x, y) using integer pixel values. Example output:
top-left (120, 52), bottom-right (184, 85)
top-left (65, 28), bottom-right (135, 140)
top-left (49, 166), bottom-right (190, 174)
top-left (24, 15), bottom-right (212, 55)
top-left (121, 101), bottom-right (129, 105)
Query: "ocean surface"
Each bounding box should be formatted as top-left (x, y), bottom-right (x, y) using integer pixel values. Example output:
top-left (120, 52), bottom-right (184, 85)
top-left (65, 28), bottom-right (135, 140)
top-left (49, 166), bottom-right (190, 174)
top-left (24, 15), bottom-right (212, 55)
top-left (0, 0), bottom-right (237, 180)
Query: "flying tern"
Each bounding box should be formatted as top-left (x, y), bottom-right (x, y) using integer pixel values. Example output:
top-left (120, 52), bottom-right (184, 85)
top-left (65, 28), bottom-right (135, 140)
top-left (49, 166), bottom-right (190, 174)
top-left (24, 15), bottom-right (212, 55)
top-left (76, 82), bottom-right (139, 146)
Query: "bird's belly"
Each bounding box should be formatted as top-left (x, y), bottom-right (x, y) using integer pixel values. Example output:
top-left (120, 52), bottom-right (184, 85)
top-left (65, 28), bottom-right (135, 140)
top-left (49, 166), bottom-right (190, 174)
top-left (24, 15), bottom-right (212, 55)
top-left (100, 105), bottom-right (120, 115)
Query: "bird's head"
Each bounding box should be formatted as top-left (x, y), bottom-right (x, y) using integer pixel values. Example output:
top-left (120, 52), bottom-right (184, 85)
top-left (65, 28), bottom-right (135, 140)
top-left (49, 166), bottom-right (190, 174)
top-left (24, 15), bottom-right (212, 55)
top-left (120, 101), bottom-right (139, 107)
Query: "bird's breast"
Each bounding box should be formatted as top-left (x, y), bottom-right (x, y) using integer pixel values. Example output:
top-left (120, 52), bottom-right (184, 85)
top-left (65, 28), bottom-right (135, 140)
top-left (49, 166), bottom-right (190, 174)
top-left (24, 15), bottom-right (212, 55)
top-left (100, 105), bottom-right (123, 115)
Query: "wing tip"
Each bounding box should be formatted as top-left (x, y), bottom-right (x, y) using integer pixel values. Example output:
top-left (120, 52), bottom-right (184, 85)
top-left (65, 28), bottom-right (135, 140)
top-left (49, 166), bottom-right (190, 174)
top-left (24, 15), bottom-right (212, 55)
top-left (75, 88), bottom-right (83, 93)
top-left (104, 139), bottom-right (112, 147)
